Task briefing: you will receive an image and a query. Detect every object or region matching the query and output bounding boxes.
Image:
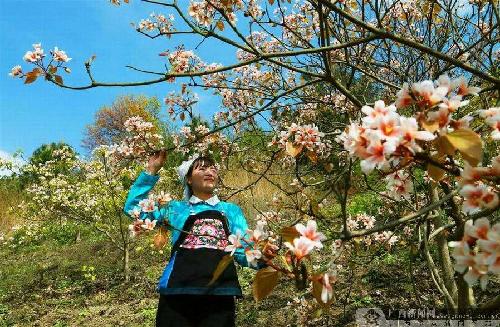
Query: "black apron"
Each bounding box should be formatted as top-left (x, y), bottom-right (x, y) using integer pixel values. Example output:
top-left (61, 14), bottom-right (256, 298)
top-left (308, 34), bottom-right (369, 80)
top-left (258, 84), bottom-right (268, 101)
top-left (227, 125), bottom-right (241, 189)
top-left (159, 210), bottom-right (242, 297)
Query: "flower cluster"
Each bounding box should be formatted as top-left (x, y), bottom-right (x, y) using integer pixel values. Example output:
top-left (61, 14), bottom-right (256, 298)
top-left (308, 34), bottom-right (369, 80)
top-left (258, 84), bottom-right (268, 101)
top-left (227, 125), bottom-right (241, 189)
top-left (285, 220), bottom-right (327, 260)
top-left (478, 107), bottom-right (500, 140)
top-left (385, 171), bottom-right (413, 201)
top-left (397, 75), bottom-right (479, 133)
top-left (136, 12), bottom-right (175, 37)
top-left (127, 191), bottom-right (173, 238)
top-left (164, 88), bottom-right (199, 121)
top-left (23, 43), bottom-right (45, 63)
top-left (225, 219), bottom-right (325, 269)
top-left (10, 42), bottom-right (72, 83)
top-left (344, 213), bottom-right (400, 247)
top-left (270, 123), bottom-right (331, 160)
top-left (226, 218), bottom-right (339, 304)
top-left (108, 116), bottom-right (164, 159)
top-left (159, 47), bottom-right (203, 78)
top-left (337, 100), bottom-right (436, 174)
top-left (188, 0), bottom-right (243, 27)
top-left (448, 218), bottom-right (499, 289)
top-left (172, 124), bottom-right (233, 158)
top-left (51, 47), bottom-right (71, 62)
top-left (458, 158), bottom-right (500, 214)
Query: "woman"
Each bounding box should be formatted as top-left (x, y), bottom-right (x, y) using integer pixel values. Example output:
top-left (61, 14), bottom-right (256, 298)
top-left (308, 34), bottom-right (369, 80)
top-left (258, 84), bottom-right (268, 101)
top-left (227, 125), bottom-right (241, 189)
top-left (123, 150), bottom-right (259, 327)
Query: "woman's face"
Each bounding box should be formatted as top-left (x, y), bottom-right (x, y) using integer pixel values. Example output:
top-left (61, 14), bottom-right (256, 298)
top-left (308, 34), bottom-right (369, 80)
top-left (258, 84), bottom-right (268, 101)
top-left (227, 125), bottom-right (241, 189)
top-left (187, 161), bottom-right (218, 196)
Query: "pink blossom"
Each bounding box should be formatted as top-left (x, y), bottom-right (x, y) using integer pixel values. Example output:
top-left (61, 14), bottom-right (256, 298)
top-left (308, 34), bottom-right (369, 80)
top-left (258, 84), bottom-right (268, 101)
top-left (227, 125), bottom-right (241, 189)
top-left (438, 95), bottom-right (469, 113)
top-left (372, 113), bottom-right (401, 142)
top-left (320, 272), bottom-right (337, 303)
top-left (460, 184), bottom-right (499, 215)
top-left (454, 76), bottom-right (481, 96)
top-left (284, 236), bottom-right (316, 261)
top-left (336, 123), bottom-right (369, 159)
top-left (138, 195), bottom-right (158, 213)
top-left (399, 116), bottom-right (436, 153)
top-left (245, 248), bottom-right (262, 267)
top-left (141, 218), bottom-right (157, 230)
top-left (294, 220), bottom-right (326, 248)
top-left (52, 47), bottom-right (71, 62)
top-left (9, 66), bottom-right (22, 78)
top-left (394, 83), bottom-right (413, 108)
top-left (412, 80), bottom-right (448, 107)
top-left (427, 107), bottom-right (451, 130)
top-left (478, 107), bottom-right (500, 140)
top-left (248, 220), bottom-right (268, 243)
top-left (128, 218), bottom-right (144, 238)
top-left (157, 191), bottom-right (172, 206)
top-left (127, 207), bottom-right (141, 219)
top-left (361, 100), bottom-right (397, 127)
top-left (225, 231), bottom-right (243, 255)
top-left (23, 43), bottom-right (45, 63)
top-left (385, 171), bottom-right (413, 201)
top-left (359, 133), bottom-right (397, 173)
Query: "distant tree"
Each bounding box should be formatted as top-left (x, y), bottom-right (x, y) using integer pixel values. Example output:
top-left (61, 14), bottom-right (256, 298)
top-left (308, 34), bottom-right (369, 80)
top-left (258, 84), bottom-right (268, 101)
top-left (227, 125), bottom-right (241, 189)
top-left (19, 142), bottom-right (77, 188)
top-left (82, 95), bottom-right (163, 153)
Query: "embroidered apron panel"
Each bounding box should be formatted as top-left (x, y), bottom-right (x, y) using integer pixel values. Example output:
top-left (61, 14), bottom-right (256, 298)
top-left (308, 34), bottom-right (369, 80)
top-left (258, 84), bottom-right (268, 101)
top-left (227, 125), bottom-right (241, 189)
top-left (160, 210), bottom-right (242, 296)
top-left (179, 218), bottom-right (229, 250)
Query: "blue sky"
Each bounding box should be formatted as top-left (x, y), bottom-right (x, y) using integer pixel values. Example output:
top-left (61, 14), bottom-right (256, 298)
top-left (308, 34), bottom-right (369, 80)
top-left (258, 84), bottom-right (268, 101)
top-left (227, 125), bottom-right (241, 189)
top-left (0, 0), bottom-right (240, 162)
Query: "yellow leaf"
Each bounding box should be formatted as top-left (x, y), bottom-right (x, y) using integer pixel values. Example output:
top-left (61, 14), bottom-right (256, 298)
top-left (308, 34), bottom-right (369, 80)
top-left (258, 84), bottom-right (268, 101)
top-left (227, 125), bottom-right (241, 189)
top-left (279, 226), bottom-right (300, 243)
top-left (427, 155), bottom-right (446, 182)
top-left (443, 129), bottom-right (482, 166)
top-left (306, 151), bottom-right (318, 163)
top-left (285, 141), bottom-right (303, 157)
top-left (153, 227), bottom-right (168, 249)
top-left (436, 135), bottom-right (455, 157)
top-left (48, 66), bottom-right (57, 74)
top-left (252, 267), bottom-right (280, 302)
top-left (207, 254), bottom-right (233, 286)
top-left (420, 118), bottom-right (440, 133)
top-left (216, 21), bottom-right (225, 31)
top-left (323, 163), bottom-right (333, 172)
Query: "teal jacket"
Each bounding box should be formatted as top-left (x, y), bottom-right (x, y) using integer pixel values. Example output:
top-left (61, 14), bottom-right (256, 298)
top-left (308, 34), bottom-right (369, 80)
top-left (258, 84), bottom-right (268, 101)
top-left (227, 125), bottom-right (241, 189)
top-left (123, 170), bottom-right (252, 268)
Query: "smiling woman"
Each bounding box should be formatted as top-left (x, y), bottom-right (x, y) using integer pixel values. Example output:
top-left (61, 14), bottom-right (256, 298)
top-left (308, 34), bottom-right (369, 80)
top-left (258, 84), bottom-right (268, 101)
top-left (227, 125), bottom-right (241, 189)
top-left (124, 150), bottom-right (261, 327)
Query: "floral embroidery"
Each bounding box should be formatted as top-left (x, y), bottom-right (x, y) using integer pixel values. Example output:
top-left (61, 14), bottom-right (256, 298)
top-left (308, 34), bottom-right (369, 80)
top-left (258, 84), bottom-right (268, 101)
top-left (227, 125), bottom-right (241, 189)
top-left (180, 218), bottom-right (228, 250)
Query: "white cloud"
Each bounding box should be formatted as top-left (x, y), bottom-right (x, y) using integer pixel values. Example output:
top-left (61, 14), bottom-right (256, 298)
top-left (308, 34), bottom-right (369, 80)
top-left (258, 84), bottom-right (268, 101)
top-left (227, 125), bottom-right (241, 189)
top-left (0, 150), bottom-right (26, 177)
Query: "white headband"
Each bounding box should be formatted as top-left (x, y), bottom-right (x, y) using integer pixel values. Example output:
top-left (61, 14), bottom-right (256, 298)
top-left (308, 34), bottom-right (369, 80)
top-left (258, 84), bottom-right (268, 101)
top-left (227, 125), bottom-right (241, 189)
top-left (176, 153), bottom-right (200, 201)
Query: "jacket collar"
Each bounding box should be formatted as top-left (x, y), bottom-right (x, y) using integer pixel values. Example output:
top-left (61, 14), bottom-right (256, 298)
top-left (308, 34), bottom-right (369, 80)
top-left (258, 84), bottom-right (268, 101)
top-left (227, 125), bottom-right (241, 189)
top-left (188, 194), bottom-right (220, 206)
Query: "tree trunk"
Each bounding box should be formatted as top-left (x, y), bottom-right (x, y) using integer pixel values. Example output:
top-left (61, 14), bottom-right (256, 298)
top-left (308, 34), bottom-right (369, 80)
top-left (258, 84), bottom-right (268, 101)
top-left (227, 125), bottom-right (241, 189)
top-left (123, 242), bottom-right (130, 282)
top-left (431, 216), bottom-right (458, 303)
top-left (430, 186), bottom-right (459, 306)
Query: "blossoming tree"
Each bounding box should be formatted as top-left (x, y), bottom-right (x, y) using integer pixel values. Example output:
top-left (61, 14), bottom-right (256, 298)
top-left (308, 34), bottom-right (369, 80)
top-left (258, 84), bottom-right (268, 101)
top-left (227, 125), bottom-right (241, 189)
top-left (11, 0), bottom-right (499, 314)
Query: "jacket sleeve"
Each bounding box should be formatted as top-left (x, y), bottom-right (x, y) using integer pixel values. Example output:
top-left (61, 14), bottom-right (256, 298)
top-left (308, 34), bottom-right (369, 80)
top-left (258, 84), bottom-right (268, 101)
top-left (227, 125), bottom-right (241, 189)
top-left (228, 204), bottom-right (266, 270)
top-left (123, 170), bottom-right (169, 225)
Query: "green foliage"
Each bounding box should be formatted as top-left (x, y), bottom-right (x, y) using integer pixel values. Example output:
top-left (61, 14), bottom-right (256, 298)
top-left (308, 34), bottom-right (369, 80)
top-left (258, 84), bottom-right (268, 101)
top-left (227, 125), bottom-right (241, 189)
top-left (347, 192), bottom-right (383, 216)
top-left (19, 142), bottom-right (78, 189)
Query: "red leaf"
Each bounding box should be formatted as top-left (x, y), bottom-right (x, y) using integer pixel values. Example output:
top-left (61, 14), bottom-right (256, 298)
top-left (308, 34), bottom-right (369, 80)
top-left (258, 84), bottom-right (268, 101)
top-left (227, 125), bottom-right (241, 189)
top-left (54, 75), bottom-right (63, 85)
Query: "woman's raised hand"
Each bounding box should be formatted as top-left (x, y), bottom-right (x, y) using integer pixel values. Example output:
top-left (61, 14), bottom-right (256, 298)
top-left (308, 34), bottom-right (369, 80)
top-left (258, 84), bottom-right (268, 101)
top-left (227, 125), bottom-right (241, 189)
top-left (146, 149), bottom-right (167, 175)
